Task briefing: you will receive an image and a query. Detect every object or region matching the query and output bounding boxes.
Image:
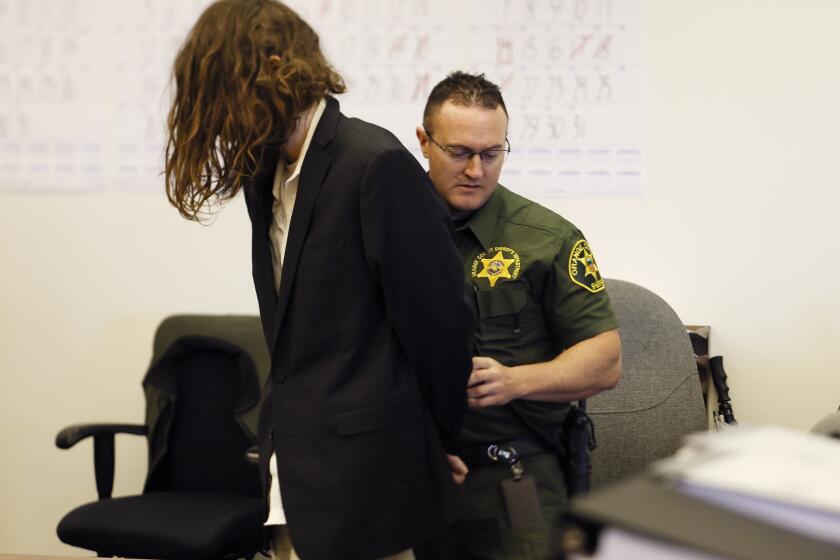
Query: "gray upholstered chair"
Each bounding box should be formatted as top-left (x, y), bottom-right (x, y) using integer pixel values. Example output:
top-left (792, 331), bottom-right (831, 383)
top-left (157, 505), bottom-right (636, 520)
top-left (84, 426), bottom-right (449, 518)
top-left (587, 278), bottom-right (707, 489)
top-left (811, 408), bottom-right (840, 438)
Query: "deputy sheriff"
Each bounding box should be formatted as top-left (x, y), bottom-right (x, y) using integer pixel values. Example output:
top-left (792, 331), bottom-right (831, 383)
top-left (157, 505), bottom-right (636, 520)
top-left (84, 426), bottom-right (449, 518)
top-left (414, 71), bottom-right (623, 560)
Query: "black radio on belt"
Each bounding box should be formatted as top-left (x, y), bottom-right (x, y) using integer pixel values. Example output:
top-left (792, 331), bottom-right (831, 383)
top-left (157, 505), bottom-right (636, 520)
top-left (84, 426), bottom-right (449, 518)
top-left (507, 398), bottom-right (597, 498)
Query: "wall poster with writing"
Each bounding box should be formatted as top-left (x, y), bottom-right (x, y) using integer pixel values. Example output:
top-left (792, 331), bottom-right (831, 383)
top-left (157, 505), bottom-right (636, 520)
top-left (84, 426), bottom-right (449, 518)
top-left (0, 0), bottom-right (642, 199)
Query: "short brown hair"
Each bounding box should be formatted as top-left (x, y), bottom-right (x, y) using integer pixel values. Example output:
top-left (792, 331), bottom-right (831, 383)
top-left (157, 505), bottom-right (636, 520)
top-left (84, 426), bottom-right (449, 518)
top-left (422, 71), bottom-right (507, 134)
top-left (165, 0), bottom-right (345, 220)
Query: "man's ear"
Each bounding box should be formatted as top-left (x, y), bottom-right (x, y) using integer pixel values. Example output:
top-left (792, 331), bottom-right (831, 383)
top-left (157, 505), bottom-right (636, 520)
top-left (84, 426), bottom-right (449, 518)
top-left (416, 126), bottom-right (430, 159)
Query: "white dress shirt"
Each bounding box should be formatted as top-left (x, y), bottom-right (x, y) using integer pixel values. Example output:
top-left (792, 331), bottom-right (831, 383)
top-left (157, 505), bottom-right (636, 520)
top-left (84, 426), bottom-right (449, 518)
top-left (264, 98), bottom-right (327, 526)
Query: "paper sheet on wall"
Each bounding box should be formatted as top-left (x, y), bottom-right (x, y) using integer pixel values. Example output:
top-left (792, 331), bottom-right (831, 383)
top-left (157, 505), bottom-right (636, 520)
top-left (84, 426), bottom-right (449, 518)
top-left (0, 0), bottom-right (643, 199)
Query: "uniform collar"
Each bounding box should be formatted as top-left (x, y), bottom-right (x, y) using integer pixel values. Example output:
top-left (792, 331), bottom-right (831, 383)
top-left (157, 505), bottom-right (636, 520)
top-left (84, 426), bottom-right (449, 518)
top-left (459, 184), bottom-right (506, 250)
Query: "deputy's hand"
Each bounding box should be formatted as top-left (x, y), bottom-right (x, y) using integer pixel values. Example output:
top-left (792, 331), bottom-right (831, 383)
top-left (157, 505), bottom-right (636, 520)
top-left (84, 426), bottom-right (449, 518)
top-left (467, 356), bottom-right (521, 408)
top-left (446, 454), bottom-right (469, 484)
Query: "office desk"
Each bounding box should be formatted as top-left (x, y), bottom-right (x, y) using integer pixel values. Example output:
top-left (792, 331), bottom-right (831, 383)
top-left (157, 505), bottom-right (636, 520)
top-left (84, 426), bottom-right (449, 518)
top-left (559, 476), bottom-right (840, 560)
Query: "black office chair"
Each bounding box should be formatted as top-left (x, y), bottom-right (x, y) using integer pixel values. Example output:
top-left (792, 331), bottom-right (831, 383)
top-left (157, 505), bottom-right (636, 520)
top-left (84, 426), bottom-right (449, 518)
top-left (56, 315), bottom-right (270, 559)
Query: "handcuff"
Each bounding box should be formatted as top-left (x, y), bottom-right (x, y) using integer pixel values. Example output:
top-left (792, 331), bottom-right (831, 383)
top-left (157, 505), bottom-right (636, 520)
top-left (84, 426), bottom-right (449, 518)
top-left (487, 444), bottom-right (525, 481)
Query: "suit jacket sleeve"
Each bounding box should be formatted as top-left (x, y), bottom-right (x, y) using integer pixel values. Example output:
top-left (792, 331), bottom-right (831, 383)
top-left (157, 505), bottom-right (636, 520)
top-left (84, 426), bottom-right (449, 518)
top-left (359, 146), bottom-right (472, 452)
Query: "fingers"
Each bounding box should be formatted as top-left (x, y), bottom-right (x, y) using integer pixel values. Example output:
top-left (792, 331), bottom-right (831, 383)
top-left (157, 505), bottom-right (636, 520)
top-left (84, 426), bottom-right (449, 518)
top-left (467, 378), bottom-right (512, 407)
top-left (446, 454), bottom-right (469, 475)
top-left (467, 357), bottom-right (512, 408)
top-left (467, 369), bottom-right (487, 387)
top-left (446, 454), bottom-right (469, 485)
top-left (467, 390), bottom-right (505, 409)
top-left (472, 356), bottom-right (495, 369)
top-left (467, 379), bottom-right (498, 399)
top-left (468, 360), bottom-right (500, 387)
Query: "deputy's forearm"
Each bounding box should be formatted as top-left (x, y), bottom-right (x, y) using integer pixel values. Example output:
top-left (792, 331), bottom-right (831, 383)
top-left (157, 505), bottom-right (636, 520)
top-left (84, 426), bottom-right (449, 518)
top-left (514, 329), bottom-right (622, 402)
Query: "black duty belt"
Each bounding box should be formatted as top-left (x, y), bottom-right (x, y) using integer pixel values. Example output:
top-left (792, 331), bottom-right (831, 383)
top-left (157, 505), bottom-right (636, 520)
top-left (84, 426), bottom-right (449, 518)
top-left (459, 437), bottom-right (553, 469)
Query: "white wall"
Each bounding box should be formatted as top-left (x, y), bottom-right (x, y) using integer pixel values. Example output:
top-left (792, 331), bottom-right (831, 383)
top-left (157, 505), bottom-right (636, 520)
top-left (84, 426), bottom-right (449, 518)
top-left (574, 0), bottom-right (840, 430)
top-left (0, 194), bottom-right (257, 554)
top-left (2, 0), bottom-right (839, 555)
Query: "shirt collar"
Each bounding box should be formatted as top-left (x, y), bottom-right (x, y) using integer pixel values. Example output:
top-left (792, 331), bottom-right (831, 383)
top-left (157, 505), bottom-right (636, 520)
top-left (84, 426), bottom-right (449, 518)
top-left (459, 185), bottom-right (505, 250)
top-left (287, 97), bottom-right (326, 183)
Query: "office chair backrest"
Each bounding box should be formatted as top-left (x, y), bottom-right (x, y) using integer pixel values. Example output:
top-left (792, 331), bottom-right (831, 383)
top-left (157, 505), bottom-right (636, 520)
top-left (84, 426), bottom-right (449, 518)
top-left (588, 278), bottom-right (707, 488)
top-left (143, 335), bottom-right (262, 497)
top-left (166, 347), bottom-right (261, 495)
top-left (152, 314), bottom-right (271, 439)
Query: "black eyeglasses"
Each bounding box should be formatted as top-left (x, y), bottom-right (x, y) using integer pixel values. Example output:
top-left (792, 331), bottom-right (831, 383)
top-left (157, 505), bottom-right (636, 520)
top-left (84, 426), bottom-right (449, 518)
top-left (427, 133), bottom-right (511, 165)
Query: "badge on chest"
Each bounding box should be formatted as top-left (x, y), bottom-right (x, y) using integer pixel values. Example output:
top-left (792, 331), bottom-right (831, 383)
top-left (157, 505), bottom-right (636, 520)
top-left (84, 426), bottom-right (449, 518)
top-left (471, 246), bottom-right (521, 287)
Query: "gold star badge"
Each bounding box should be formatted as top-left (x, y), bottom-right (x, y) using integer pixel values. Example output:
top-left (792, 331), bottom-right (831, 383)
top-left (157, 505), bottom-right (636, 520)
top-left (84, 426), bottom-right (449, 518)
top-left (477, 250), bottom-right (516, 287)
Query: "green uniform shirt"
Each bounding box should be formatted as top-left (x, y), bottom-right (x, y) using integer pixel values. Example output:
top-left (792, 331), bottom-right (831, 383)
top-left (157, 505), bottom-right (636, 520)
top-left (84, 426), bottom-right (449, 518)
top-left (454, 185), bottom-right (619, 445)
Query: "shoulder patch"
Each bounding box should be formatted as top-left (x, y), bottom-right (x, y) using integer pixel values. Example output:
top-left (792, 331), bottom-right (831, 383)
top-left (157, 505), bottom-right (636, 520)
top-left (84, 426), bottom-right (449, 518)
top-left (568, 240), bottom-right (605, 293)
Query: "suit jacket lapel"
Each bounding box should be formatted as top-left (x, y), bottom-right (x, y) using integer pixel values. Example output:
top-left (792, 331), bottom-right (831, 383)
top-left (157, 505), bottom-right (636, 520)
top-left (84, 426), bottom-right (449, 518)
top-left (270, 97), bottom-right (340, 357)
top-left (249, 146), bottom-right (281, 321)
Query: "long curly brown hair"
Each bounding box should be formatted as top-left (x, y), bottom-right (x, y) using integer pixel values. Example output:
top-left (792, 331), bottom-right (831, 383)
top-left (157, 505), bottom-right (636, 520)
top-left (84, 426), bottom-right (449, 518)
top-left (165, 0), bottom-right (345, 220)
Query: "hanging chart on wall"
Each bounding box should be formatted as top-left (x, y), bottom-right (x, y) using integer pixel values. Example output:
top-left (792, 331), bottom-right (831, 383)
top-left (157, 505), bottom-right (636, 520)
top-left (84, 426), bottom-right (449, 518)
top-left (0, 0), bottom-right (643, 199)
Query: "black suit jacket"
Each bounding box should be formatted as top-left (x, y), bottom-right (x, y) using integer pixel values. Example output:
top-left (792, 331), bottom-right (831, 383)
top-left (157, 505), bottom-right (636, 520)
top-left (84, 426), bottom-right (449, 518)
top-left (244, 98), bottom-right (472, 560)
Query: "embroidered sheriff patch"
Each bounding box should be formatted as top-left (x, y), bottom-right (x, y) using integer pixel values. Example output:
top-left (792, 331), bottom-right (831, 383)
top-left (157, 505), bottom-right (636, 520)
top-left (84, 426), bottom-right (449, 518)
top-left (568, 240), bottom-right (605, 293)
top-left (471, 246), bottom-right (521, 287)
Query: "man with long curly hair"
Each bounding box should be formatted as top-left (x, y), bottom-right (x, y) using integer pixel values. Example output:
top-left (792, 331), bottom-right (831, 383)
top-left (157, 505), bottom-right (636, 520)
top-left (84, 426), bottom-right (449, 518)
top-left (164, 2), bottom-right (472, 559)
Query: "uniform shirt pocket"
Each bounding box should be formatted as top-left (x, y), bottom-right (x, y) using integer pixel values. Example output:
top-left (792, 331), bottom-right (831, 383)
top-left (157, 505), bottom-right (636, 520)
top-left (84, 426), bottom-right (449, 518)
top-left (473, 288), bottom-right (534, 353)
top-left (474, 288), bottom-right (528, 318)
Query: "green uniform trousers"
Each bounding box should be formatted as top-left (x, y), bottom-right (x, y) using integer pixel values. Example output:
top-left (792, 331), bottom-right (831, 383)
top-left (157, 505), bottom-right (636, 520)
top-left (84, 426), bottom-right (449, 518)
top-left (415, 453), bottom-right (567, 560)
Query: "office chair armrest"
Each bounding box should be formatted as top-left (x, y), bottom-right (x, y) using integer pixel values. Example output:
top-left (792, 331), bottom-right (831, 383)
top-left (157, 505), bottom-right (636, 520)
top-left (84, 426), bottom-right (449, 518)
top-left (55, 423), bottom-right (147, 500)
top-left (55, 423), bottom-right (147, 449)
